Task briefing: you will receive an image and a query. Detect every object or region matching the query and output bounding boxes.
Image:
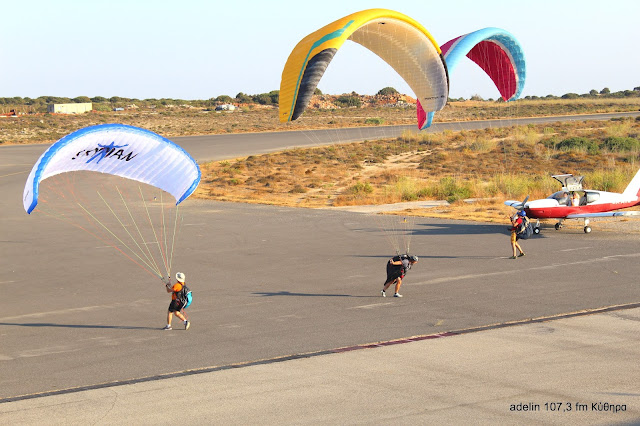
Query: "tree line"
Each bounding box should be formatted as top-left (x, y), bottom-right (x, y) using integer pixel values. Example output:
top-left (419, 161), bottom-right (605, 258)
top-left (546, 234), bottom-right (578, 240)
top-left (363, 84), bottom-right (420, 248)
top-left (1, 86), bottom-right (639, 112)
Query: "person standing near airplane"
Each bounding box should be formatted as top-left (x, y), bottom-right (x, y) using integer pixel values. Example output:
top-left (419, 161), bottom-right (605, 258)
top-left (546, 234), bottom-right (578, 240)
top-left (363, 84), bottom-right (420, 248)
top-left (508, 211), bottom-right (527, 259)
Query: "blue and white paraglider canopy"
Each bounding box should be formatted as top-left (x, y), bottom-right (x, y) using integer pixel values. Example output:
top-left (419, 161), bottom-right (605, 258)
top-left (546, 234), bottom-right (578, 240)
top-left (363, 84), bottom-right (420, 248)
top-left (23, 123), bottom-right (201, 214)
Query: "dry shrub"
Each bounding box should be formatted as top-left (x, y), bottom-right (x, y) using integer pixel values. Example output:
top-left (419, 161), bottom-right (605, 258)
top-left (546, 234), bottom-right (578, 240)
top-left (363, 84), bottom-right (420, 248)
top-left (470, 136), bottom-right (497, 153)
top-left (606, 120), bottom-right (634, 138)
top-left (193, 118), bottom-right (640, 217)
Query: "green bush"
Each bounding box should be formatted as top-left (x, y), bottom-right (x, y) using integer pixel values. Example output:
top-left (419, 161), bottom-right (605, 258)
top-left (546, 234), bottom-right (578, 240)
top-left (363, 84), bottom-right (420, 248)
top-left (335, 95), bottom-right (362, 108)
top-left (601, 136), bottom-right (640, 151)
top-left (429, 177), bottom-right (472, 203)
top-left (347, 182), bottom-right (373, 196)
top-left (584, 169), bottom-right (629, 192)
top-left (253, 93), bottom-right (273, 105)
top-left (552, 137), bottom-right (600, 154)
top-left (364, 117), bottom-right (384, 125)
top-left (235, 92), bottom-right (252, 103)
top-left (377, 87), bottom-right (399, 96)
top-left (93, 103), bottom-right (111, 112)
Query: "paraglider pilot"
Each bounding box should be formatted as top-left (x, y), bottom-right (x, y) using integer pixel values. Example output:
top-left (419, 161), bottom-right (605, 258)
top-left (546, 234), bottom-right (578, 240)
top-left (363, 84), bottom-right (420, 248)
top-left (381, 254), bottom-right (418, 298)
top-left (163, 272), bottom-right (190, 330)
top-left (508, 211), bottom-right (527, 259)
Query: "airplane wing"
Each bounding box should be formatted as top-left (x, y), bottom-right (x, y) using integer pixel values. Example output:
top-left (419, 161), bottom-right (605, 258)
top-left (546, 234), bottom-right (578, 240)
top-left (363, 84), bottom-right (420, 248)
top-left (504, 200), bottom-right (523, 209)
top-left (567, 211), bottom-right (640, 219)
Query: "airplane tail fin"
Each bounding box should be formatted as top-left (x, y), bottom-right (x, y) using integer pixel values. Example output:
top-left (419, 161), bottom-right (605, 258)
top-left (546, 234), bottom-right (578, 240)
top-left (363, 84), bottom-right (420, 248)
top-left (622, 168), bottom-right (640, 198)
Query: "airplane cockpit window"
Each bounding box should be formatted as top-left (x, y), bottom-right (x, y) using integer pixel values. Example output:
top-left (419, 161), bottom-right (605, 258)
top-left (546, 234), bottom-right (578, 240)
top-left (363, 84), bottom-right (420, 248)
top-left (549, 191), bottom-right (570, 205)
top-left (585, 192), bottom-right (600, 204)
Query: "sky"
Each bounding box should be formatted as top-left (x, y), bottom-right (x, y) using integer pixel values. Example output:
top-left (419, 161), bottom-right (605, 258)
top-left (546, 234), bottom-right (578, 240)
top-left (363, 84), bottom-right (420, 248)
top-left (3, 0), bottom-right (639, 101)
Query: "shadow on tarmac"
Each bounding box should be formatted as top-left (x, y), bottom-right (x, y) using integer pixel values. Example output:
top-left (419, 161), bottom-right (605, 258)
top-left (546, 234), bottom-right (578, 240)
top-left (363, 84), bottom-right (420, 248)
top-left (411, 222), bottom-right (511, 236)
top-left (252, 291), bottom-right (376, 298)
top-left (364, 221), bottom-right (527, 237)
top-left (353, 254), bottom-right (499, 259)
top-left (0, 322), bottom-right (157, 330)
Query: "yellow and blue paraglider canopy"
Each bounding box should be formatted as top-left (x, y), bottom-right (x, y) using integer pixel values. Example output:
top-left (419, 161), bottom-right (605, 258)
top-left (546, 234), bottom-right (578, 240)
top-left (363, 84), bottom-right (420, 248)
top-left (279, 8), bottom-right (449, 128)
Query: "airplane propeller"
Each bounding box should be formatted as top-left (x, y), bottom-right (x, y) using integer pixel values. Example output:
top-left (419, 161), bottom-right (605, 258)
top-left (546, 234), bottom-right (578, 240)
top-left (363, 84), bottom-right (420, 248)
top-left (513, 195), bottom-right (529, 214)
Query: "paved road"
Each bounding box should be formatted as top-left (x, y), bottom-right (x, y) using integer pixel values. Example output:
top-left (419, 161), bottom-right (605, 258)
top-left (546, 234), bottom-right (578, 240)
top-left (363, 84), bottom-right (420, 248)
top-left (173, 111), bottom-right (640, 161)
top-left (2, 307), bottom-right (638, 424)
top-left (3, 112), bottom-right (639, 165)
top-left (1, 113), bottom-right (639, 419)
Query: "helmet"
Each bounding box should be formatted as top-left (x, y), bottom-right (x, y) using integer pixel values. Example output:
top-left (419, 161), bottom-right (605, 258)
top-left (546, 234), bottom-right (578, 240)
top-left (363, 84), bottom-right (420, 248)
top-left (517, 210), bottom-right (527, 217)
top-left (175, 272), bottom-right (185, 283)
top-left (410, 255), bottom-right (419, 262)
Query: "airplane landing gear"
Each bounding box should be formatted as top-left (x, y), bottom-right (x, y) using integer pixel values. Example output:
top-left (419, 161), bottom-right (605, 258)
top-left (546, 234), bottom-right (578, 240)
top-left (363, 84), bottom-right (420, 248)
top-left (533, 220), bottom-right (541, 234)
top-left (583, 218), bottom-right (591, 234)
top-left (555, 219), bottom-right (564, 230)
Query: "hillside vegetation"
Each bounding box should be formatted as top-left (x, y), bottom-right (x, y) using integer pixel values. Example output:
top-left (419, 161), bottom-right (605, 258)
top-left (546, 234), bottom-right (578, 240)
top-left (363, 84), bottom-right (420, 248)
top-left (2, 88), bottom-right (639, 145)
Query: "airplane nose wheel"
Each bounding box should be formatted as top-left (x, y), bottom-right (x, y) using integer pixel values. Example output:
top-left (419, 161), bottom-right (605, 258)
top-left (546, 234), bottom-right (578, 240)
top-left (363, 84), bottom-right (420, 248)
top-left (584, 226), bottom-right (592, 233)
top-left (554, 223), bottom-right (562, 230)
top-left (533, 227), bottom-right (541, 234)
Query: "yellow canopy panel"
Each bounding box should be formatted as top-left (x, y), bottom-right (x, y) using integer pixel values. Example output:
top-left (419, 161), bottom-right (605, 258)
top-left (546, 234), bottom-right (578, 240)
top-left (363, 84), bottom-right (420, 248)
top-left (279, 8), bottom-right (449, 124)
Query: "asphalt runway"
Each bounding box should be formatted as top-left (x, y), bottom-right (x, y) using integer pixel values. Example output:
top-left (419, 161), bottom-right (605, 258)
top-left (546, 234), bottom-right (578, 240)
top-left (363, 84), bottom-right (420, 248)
top-left (2, 307), bottom-right (638, 424)
top-left (1, 113), bottom-right (639, 404)
top-left (3, 111), bottom-right (638, 165)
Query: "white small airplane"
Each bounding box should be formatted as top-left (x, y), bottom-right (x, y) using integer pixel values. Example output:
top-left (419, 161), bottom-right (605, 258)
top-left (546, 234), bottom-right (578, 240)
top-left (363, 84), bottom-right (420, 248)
top-left (505, 170), bottom-right (640, 234)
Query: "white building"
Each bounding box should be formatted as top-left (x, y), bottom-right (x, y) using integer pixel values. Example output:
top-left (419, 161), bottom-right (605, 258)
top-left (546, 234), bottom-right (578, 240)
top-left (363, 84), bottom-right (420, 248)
top-left (215, 104), bottom-right (237, 111)
top-left (47, 103), bottom-right (93, 114)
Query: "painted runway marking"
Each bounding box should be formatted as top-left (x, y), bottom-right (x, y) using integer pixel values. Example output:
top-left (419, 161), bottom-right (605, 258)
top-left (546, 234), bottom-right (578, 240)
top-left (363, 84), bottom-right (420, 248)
top-left (218, 323), bottom-right (242, 328)
top-left (271, 314), bottom-right (303, 321)
top-left (559, 246), bottom-right (593, 252)
top-left (0, 281), bottom-right (16, 285)
top-left (348, 302), bottom-right (393, 310)
top-left (412, 252), bottom-right (640, 286)
top-left (0, 300), bottom-right (154, 322)
top-left (0, 303), bottom-right (640, 404)
top-left (2, 302), bottom-right (638, 404)
top-left (0, 170), bottom-right (28, 178)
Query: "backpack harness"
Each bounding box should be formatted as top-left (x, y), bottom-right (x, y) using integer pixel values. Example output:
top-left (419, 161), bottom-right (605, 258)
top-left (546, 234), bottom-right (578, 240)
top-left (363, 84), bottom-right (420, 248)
top-left (176, 284), bottom-right (193, 310)
top-left (517, 216), bottom-right (534, 239)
